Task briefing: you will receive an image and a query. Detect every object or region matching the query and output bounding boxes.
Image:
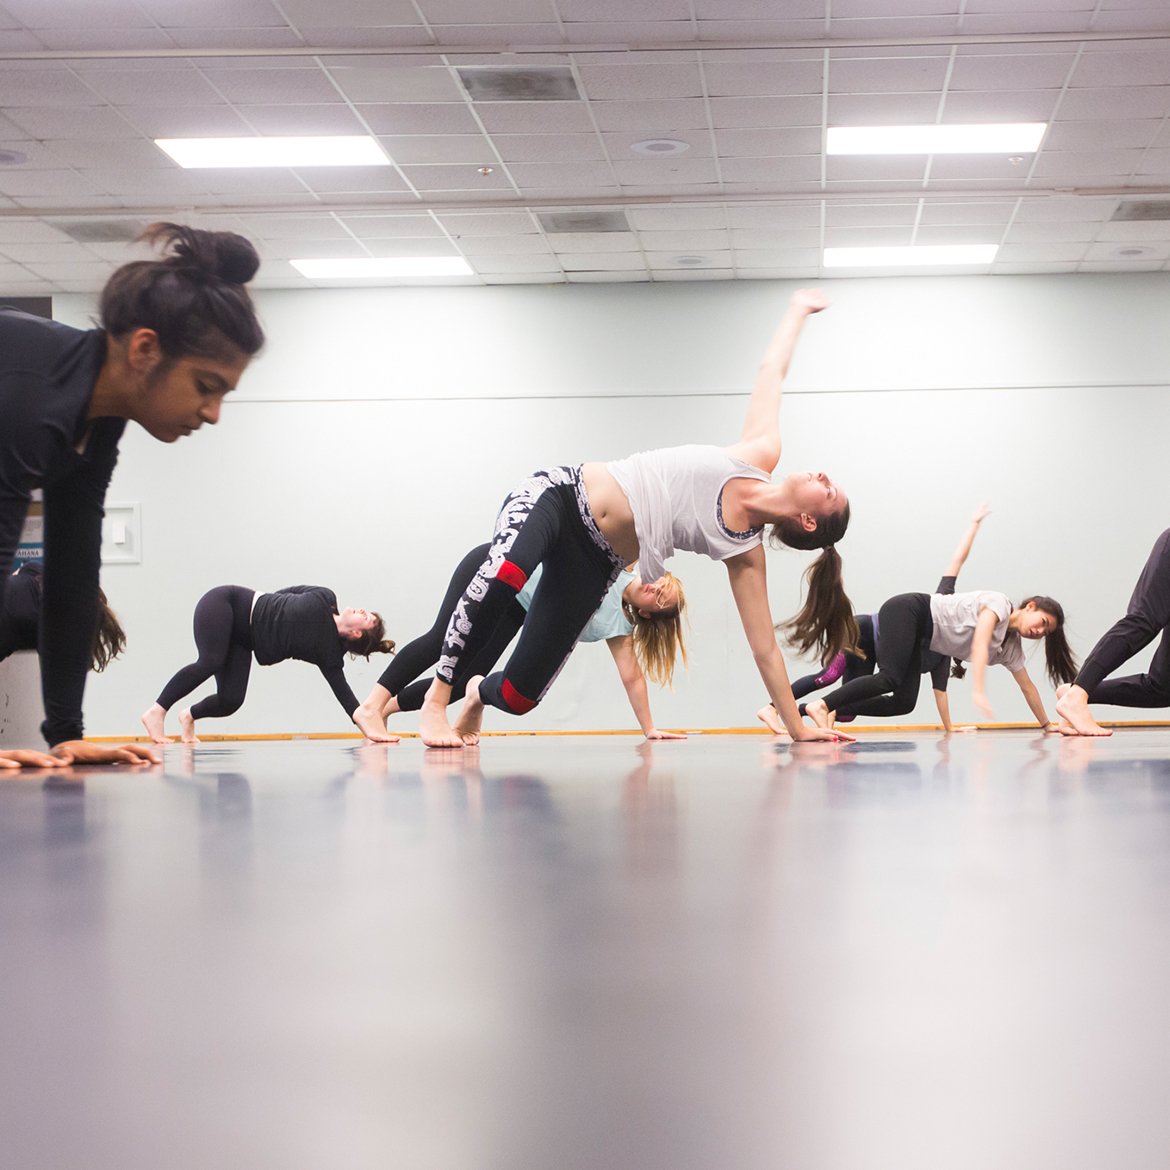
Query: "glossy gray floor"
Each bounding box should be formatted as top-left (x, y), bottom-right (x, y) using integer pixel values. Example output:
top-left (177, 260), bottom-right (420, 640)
top-left (3, 731), bottom-right (1170, 1170)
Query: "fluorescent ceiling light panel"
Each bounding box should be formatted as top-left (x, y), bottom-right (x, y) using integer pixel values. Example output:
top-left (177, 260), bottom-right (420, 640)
top-left (827, 123), bottom-right (1047, 155)
top-left (823, 245), bottom-right (999, 267)
top-left (155, 136), bottom-right (389, 168)
top-left (291, 257), bottom-right (474, 278)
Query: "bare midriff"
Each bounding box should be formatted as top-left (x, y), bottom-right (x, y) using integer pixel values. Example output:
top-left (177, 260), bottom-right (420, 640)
top-left (581, 462), bottom-right (641, 565)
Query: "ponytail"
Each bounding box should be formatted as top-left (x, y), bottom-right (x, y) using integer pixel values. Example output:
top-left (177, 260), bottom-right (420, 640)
top-left (951, 659), bottom-right (966, 680)
top-left (346, 613), bottom-right (396, 659)
top-left (90, 588), bottom-right (126, 673)
top-left (779, 546), bottom-right (861, 666)
top-left (622, 572), bottom-right (689, 688)
top-left (100, 222), bottom-right (264, 363)
top-left (1020, 595), bottom-right (1078, 687)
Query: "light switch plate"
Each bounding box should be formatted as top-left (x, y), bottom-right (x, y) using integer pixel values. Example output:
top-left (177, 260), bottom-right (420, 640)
top-left (101, 502), bottom-right (141, 564)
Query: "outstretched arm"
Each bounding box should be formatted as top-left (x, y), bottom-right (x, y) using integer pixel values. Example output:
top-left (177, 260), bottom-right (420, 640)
top-left (607, 636), bottom-right (685, 740)
top-left (724, 546), bottom-right (852, 743)
top-left (943, 502), bottom-right (990, 582)
top-left (731, 289), bottom-right (829, 473)
top-left (934, 689), bottom-right (976, 734)
top-left (1011, 667), bottom-right (1058, 731)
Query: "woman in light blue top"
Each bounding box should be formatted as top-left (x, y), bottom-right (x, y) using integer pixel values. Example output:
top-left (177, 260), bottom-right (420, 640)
top-left (354, 544), bottom-right (688, 742)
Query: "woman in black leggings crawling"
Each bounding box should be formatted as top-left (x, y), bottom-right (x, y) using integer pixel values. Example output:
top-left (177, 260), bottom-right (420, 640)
top-left (142, 586), bottom-right (394, 743)
top-left (802, 588), bottom-right (1076, 733)
top-left (758, 503), bottom-right (990, 735)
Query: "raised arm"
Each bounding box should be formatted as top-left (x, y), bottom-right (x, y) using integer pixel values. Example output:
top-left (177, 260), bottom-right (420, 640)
top-left (731, 290), bottom-right (829, 473)
top-left (1011, 667), bottom-right (1058, 732)
top-left (606, 635), bottom-right (685, 741)
top-left (724, 546), bottom-right (851, 743)
top-left (943, 502), bottom-right (990, 583)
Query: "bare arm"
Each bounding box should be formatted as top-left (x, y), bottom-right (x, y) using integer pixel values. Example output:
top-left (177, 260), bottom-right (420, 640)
top-left (724, 546), bottom-right (852, 743)
top-left (730, 290), bottom-right (829, 473)
top-left (1011, 667), bottom-right (1058, 731)
top-left (934, 688), bottom-right (976, 735)
top-left (944, 502), bottom-right (990, 580)
top-left (969, 606), bottom-right (998, 721)
top-left (607, 636), bottom-right (685, 740)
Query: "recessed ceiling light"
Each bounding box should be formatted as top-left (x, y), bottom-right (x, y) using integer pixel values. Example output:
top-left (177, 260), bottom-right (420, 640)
top-left (155, 136), bottom-right (390, 169)
top-left (291, 257), bottom-right (474, 279)
top-left (824, 245), bottom-right (999, 267)
top-left (631, 139), bottom-right (691, 156)
top-left (827, 124), bottom-right (1047, 155)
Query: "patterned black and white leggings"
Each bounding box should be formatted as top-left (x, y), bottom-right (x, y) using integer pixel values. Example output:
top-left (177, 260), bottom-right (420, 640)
top-left (437, 466), bottom-right (624, 714)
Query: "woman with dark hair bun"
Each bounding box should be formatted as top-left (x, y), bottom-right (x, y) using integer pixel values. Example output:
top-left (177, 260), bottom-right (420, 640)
top-left (417, 288), bottom-right (855, 748)
top-left (142, 585), bottom-right (394, 744)
top-left (0, 222), bottom-right (264, 768)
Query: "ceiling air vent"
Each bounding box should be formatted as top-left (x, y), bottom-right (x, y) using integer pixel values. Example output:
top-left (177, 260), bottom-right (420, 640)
top-left (537, 211), bottom-right (630, 234)
top-left (60, 220), bottom-right (143, 243)
top-left (1112, 202), bottom-right (1170, 222)
top-left (457, 67), bottom-right (581, 102)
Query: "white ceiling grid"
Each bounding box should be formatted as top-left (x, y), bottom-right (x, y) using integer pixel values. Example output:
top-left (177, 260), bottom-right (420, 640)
top-left (0, 0), bottom-right (1160, 288)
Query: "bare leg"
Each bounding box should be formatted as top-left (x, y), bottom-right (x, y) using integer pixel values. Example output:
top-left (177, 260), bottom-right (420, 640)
top-left (1055, 683), bottom-right (1113, 737)
top-left (420, 678), bottom-right (463, 748)
top-left (453, 675), bottom-right (486, 746)
top-left (177, 708), bottom-right (200, 744)
top-left (141, 702), bottom-right (173, 744)
top-left (804, 698), bottom-right (832, 730)
top-left (381, 695), bottom-right (401, 718)
top-left (353, 684), bottom-right (399, 743)
top-left (756, 703), bottom-right (788, 736)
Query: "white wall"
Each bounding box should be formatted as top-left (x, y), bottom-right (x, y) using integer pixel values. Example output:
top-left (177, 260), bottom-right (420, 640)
top-left (50, 272), bottom-right (1170, 738)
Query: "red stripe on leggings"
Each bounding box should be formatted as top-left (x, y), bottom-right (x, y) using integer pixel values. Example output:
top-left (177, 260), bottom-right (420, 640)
top-left (501, 679), bottom-right (536, 714)
top-left (497, 560), bottom-right (528, 591)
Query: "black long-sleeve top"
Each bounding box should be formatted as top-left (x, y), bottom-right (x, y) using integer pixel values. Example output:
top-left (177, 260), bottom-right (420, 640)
top-left (0, 310), bottom-right (123, 746)
top-left (0, 563), bottom-right (41, 661)
top-left (250, 586), bottom-right (360, 717)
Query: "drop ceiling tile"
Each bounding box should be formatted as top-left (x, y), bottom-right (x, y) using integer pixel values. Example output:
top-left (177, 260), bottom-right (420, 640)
top-left (1084, 239), bottom-right (1170, 261)
top-left (1057, 86), bottom-right (1170, 121)
top-left (736, 268), bottom-right (820, 279)
top-left (1075, 259), bottom-right (1166, 271)
top-left (590, 99), bottom-right (712, 133)
top-left (952, 12), bottom-right (1096, 33)
top-left (1013, 196), bottom-right (1117, 221)
top-left (829, 55), bottom-right (950, 94)
top-left (694, 0), bottom-right (823, 16)
top-left (824, 225), bottom-right (916, 246)
top-left (557, 0), bottom-right (691, 17)
top-left (827, 93), bottom-right (942, 125)
top-left (1091, 7), bottom-right (1170, 31)
top-left (294, 27), bottom-right (436, 48)
top-left (366, 238), bottom-right (462, 257)
top-left (948, 52), bottom-right (1077, 91)
top-left (2, 0), bottom-right (151, 28)
top-left (493, 135), bottom-right (607, 163)
top-left (474, 103), bottom-right (598, 134)
top-left (92, 68), bottom-right (241, 107)
top-left (437, 211), bottom-right (537, 235)
top-left (356, 104), bottom-right (484, 136)
top-left (23, 261), bottom-right (114, 282)
top-left (720, 156), bottom-right (823, 183)
top-left (454, 234), bottom-right (551, 255)
top-left (297, 167), bottom-right (412, 194)
top-left (34, 29), bottom-right (178, 50)
top-left (577, 64), bottom-right (705, 102)
top-left (701, 61), bottom-right (825, 98)
top-left (523, 185), bottom-right (631, 199)
top-left (0, 169), bottom-right (103, 197)
top-left (602, 131), bottom-right (712, 158)
top-left (399, 163), bottom-right (516, 191)
top-left (86, 168), bottom-right (213, 197)
top-left (714, 128), bottom-right (821, 157)
top-left (0, 242), bottom-right (93, 264)
top-left (420, 0), bottom-right (556, 18)
top-left (1031, 148), bottom-right (1145, 178)
top-left (710, 96), bottom-right (823, 128)
top-left (917, 201), bottom-right (1018, 225)
top-left (828, 16), bottom-right (965, 35)
top-left (928, 156), bottom-right (1036, 181)
top-left (549, 231), bottom-right (638, 253)
top-left (277, 0), bottom-right (424, 25)
top-left (626, 207), bottom-right (727, 232)
top-left (1135, 149), bottom-right (1170, 175)
top-left (199, 68), bottom-right (343, 105)
top-left (563, 21), bottom-right (697, 41)
top-left (567, 271), bottom-right (650, 282)
top-left (0, 32), bottom-right (44, 50)
top-left (3, 106), bottom-right (143, 140)
top-left (427, 23), bottom-right (564, 43)
top-left (940, 89), bottom-right (1061, 121)
top-left (730, 229), bottom-right (822, 249)
top-left (1094, 220), bottom-right (1170, 242)
top-left (380, 135), bottom-right (497, 165)
top-left (991, 261), bottom-right (1080, 273)
top-left (507, 161), bottom-right (618, 187)
top-left (165, 27), bottom-right (310, 49)
top-left (912, 224), bottom-right (1004, 245)
top-left (644, 249), bottom-right (734, 268)
top-left (832, 0), bottom-right (960, 15)
top-left (116, 106), bottom-right (253, 137)
top-left (236, 238), bottom-right (370, 261)
top-left (200, 169), bottom-right (314, 195)
top-left (651, 268), bottom-right (736, 281)
top-left (340, 215), bottom-right (446, 238)
top-left (734, 248), bottom-right (822, 267)
top-left (0, 140), bottom-right (77, 168)
top-left (1047, 119), bottom-right (1163, 152)
top-left (1072, 50), bottom-right (1170, 89)
top-left (43, 139), bottom-right (176, 170)
top-left (638, 229), bottom-right (731, 251)
top-left (0, 8), bottom-right (22, 31)
top-left (234, 105), bottom-right (365, 135)
top-left (610, 157), bottom-right (720, 185)
top-left (558, 251), bottom-right (647, 271)
top-left (469, 254), bottom-right (563, 275)
top-left (240, 214), bottom-right (352, 238)
top-left (328, 66), bottom-right (465, 104)
top-left (825, 204), bottom-right (919, 226)
top-left (140, 0), bottom-right (290, 27)
top-left (0, 69), bottom-right (103, 107)
top-left (827, 156), bottom-right (928, 182)
top-left (0, 222), bottom-right (71, 244)
top-left (725, 204), bottom-right (822, 229)
top-left (996, 241), bottom-right (1090, 262)
top-left (481, 272), bottom-right (565, 284)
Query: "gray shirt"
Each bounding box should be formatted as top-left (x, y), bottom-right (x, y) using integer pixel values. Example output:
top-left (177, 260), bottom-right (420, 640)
top-left (929, 590), bottom-right (1026, 673)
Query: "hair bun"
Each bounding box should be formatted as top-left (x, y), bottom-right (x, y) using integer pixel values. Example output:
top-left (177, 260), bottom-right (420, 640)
top-left (138, 222), bottom-right (260, 285)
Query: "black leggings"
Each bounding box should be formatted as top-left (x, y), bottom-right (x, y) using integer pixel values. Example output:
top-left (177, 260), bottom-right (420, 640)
top-left (377, 544), bottom-right (526, 712)
top-left (157, 586), bottom-right (255, 720)
top-left (822, 593), bottom-right (931, 719)
top-left (1077, 528), bottom-right (1170, 707)
top-left (792, 614), bottom-right (876, 703)
top-left (438, 467), bottom-right (623, 715)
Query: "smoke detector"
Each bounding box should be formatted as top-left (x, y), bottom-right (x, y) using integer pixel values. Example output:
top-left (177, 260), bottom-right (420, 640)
top-left (631, 139), bottom-right (691, 156)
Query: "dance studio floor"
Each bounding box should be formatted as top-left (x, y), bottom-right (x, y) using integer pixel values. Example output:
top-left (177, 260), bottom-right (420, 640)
top-left (3, 730), bottom-right (1170, 1170)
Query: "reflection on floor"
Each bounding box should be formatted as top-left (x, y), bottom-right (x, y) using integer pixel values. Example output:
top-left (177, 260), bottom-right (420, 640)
top-left (2, 731), bottom-right (1170, 1170)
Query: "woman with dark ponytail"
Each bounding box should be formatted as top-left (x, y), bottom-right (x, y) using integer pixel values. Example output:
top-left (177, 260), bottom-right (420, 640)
top-left (415, 288), bottom-right (854, 747)
top-left (0, 223), bottom-right (264, 767)
top-left (802, 590), bottom-right (1076, 733)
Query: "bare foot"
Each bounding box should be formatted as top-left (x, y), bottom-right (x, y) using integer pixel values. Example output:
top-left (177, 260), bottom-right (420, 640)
top-left (353, 703), bottom-right (399, 744)
top-left (420, 692), bottom-right (463, 749)
top-left (1054, 684), bottom-right (1112, 737)
top-left (453, 675), bottom-right (486, 746)
top-left (757, 703), bottom-right (788, 735)
top-left (177, 709), bottom-right (201, 744)
top-left (804, 698), bottom-right (831, 730)
top-left (141, 703), bottom-right (174, 744)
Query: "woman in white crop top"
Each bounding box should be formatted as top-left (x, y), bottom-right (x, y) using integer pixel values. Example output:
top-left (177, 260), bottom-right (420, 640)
top-left (420, 289), bottom-right (857, 748)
